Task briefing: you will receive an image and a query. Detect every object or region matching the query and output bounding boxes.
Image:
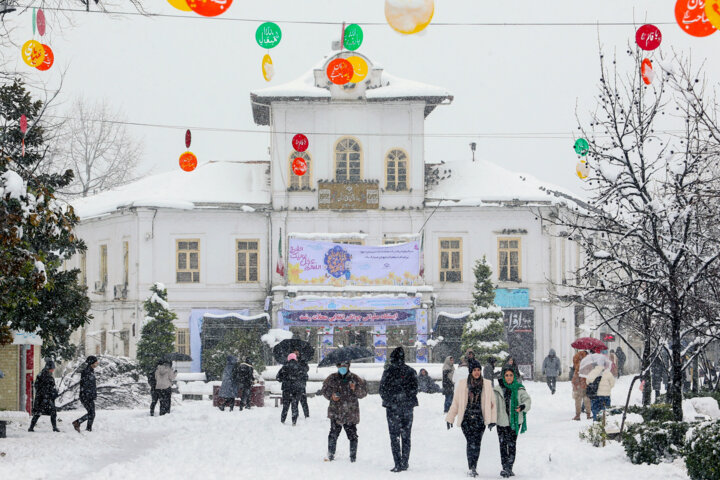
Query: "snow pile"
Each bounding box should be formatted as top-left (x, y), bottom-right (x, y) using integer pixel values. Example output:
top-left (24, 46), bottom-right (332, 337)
top-left (1, 169), bottom-right (26, 200)
top-left (261, 328), bottom-right (294, 348)
top-left (465, 318), bottom-right (495, 333)
top-left (56, 355), bottom-right (151, 411)
top-left (148, 292), bottom-right (170, 309)
top-left (427, 336), bottom-right (443, 347)
top-left (604, 413), bottom-right (644, 434)
top-left (687, 397), bottom-right (720, 419)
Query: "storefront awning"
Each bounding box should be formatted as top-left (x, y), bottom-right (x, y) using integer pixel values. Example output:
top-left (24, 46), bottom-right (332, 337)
top-left (11, 330), bottom-right (43, 346)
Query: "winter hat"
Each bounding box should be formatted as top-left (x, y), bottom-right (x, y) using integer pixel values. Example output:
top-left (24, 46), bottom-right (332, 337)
top-left (45, 360), bottom-right (56, 370)
top-left (390, 346), bottom-right (405, 365)
top-left (468, 359), bottom-right (482, 374)
top-left (287, 353), bottom-right (297, 362)
top-left (86, 356), bottom-right (98, 365)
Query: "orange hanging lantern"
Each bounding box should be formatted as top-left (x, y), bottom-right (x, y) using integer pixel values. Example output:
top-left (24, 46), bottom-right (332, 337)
top-left (326, 58), bottom-right (354, 85)
top-left (641, 59), bottom-right (654, 85)
top-left (675, 0), bottom-right (717, 37)
top-left (21, 40), bottom-right (45, 67)
top-left (36, 44), bottom-right (54, 71)
top-left (179, 151), bottom-right (198, 172)
top-left (292, 157), bottom-right (307, 176)
top-left (187, 0), bottom-right (233, 17)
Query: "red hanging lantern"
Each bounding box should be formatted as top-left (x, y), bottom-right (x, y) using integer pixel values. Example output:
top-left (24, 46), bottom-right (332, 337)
top-left (35, 44), bottom-right (54, 71)
top-left (326, 58), bottom-right (354, 85)
top-left (292, 157), bottom-right (307, 176)
top-left (292, 133), bottom-right (309, 152)
top-left (185, 129), bottom-right (191, 149)
top-left (641, 58), bottom-right (654, 85)
top-left (187, 0), bottom-right (233, 17)
top-left (635, 24), bottom-right (662, 51)
top-left (19, 115), bottom-right (27, 134)
top-left (36, 9), bottom-right (46, 36)
top-left (179, 151), bottom-right (198, 172)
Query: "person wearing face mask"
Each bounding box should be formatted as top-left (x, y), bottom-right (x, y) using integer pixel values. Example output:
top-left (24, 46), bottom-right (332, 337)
top-left (320, 360), bottom-right (368, 463)
top-left (493, 367), bottom-right (531, 478)
top-left (445, 360), bottom-right (497, 478)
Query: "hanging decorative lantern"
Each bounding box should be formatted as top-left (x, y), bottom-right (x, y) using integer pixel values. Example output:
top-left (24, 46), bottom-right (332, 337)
top-left (573, 138), bottom-right (589, 156)
top-left (385, 0), bottom-right (434, 35)
top-left (292, 134), bottom-right (309, 152)
top-left (641, 59), bottom-right (654, 85)
top-left (262, 54), bottom-right (274, 81)
top-left (21, 40), bottom-right (45, 67)
top-left (326, 58), bottom-right (354, 85)
top-left (36, 9), bottom-right (46, 36)
top-left (179, 151), bottom-right (198, 172)
top-left (343, 24), bottom-right (364, 51)
top-left (19, 115), bottom-right (27, 134)
top-left (576, 161), bottom-right (590, 180)
top-left (346, 56), bottom-right (369, 83)
top-left (185, 129), bottom-right (191, 149)
top-left (167, 0), bottom-right (191, 11)
top-left (707, 0), bottom-right (720, 29)
top-left (187, 0), bottom-right (233, 17)
top-left (256, 22), bottom-right (282, 49)
top-left (635, 24), bottom-right (662, 51)
top-left (35, 44), bottom-right (54, 71)
top-left (292, 157), bottom-right (307, 176)
top-left (675, 0), bottom-right (717, 37)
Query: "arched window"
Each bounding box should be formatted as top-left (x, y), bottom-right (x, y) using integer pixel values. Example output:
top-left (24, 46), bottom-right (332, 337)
top-left (289, 152), bottom-right (311, 189)
top-left (385, 149), bottom-right (408, 191)
top-left (335, 137), bottom-right (362, 181)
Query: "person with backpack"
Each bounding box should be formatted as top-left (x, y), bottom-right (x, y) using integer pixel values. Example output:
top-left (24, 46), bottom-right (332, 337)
top-left (585, 359), bottom-right (615, 421)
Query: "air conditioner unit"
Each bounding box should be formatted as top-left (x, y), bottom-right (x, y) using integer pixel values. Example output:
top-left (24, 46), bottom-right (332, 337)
top-left (113, 284), bottom-right (127, 300)
top-left (94, 281), bottom-right (106, 293)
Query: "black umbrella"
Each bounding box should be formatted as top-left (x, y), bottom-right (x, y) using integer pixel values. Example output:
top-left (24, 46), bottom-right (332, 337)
top-left (318, 346), bottom-right (374, 368)
top-left (273, 339), bottom-right (315, 364)
top-left (164, 352), bottom-right (192, 362)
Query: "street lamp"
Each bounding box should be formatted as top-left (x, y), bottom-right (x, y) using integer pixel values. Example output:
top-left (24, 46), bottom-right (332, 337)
top-left (470, 142), bottom-right (476, 162)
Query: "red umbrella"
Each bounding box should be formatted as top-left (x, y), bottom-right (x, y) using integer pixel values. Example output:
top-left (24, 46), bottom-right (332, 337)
top-left (571, 337), bottom-right (607, 353)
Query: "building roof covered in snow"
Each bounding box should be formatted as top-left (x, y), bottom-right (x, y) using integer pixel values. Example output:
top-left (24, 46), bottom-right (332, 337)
top-left (71, 161), bottom-right (271, 219)
top-left (426, 158), bottom-right (582, 207)
top-left (250, 52), bottom-right (453, 125)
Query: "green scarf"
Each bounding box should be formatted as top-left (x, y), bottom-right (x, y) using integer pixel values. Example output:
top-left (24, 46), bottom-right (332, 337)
top-left (502, 378), bottom-right (527, 434)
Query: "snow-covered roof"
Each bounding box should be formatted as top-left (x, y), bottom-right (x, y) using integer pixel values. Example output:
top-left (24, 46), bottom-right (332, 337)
top-left (426, 158), bottom-right (581, 206)
top-left (71, 161), bottom-right (271, 220)
top-left (250, 52), bottom-right (453, 125)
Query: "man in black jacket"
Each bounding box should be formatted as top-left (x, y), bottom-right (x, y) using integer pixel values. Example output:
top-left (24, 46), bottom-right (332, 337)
top-left (28, 361), bottom-right (60, 432)
top-left (379, 347), bottom-right (418, 472)
top-left (235, 358), bottom-right (255, 411)
top-left (276, 353), bottom-right (306, 425)
top-left (73, 356), bottom-right (99, 433)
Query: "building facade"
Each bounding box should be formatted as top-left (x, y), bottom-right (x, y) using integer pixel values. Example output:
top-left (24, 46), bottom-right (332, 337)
top-left (70, 51), bottom-right (587, 377)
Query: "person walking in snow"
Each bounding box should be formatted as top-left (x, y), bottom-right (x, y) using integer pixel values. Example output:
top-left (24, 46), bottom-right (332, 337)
top-left (586, 359), bottom-right (615, 421)
top-left (442, 356), bottom-right (455, 413)
top-left (650, 354), bottom-right (667, 403)
top-left (502, 356), bottom-right (522, 383)
top-left (218, 355), bottom-right (239, 411)
top-left (155, 360), bottom-right (176, 415)
top-left (28, 360), bottom-right (60, 432)
top-left (292, 349), bottom-right (311, 418)
top-left (236, 357), bottom-right (256, 411)
top-left (379, 347), bottom-right (418, 472)
top-left (615, 346), bottom-right (627, 376)
top-left (445, 360), bottom-right (497, 478)
top-left (542, 349), bottom-right (561, 394)
top-left (320, 360), bottom-right (368, 462)
top-left (572, 350), bottom-right (592, 420)
top-left (72, 356), bottom-right (99, 432)
top-left (148, 361), bottom-right (160, 416)
top-left (493, 367), bottom-right (531, 478)
top-left (277, 353), bottom-right (306, 425)
top-left (483, 357), bottom-right (497, 386)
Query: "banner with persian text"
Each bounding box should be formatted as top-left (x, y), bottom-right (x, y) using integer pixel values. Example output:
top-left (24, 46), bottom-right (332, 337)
top-left (282, 309), bottom-right (417, 326)
top-left (287, 238), bottom-right (420, 286)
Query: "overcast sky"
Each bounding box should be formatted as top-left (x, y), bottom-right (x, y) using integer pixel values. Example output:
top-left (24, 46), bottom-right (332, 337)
top-left (4, 0), bottom-right (720, 196)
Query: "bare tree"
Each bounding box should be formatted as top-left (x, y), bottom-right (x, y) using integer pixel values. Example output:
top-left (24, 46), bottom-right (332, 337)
top-left (543, 47), bottom-right (720, 421)
top-left (53, 98), bottom-right (143, 197)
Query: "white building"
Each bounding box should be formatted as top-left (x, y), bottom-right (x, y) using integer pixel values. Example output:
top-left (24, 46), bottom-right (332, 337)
top-left (70, 51), bottom-right (588, 377)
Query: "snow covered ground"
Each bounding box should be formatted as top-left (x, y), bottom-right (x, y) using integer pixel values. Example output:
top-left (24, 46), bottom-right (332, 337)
top-left (0, 376), bottom-right (689, 480)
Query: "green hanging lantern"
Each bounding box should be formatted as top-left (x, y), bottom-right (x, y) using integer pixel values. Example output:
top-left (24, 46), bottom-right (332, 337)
top-left (343, 24), bottom-right (363, 51)
top-left (256, 22), bottom-right (282, 49)
top-left (574, 138), bottom-right (589, 156)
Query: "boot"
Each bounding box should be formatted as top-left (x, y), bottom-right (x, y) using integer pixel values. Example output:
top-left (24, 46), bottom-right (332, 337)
top-left (572, 415), bottom-right (580, 421)
top-left (28, 415), bottom-right (39, 432)
top-left (349, 439), bottom-right (358, 462)
top-left (72, 420), bottom-right (81, 433)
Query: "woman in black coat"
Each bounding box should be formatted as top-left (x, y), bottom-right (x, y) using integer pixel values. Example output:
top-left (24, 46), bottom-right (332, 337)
top-left (73, 356), bottom-right (99, 432)
top-left (276, 353), bottom-right (306, 425)
top-left (29, 361), bottom-right (60, 432)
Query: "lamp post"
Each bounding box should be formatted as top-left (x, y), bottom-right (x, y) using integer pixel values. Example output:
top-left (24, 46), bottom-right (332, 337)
top-left (470, 142), bottom-right (476, 162)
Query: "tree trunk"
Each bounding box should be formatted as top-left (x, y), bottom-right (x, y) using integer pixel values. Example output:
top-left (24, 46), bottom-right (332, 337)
top-left (691, 355), bottom-right (699, 393)
top-left (641, 332), bottom-right (652, 406)
top-left (669, 306), bottom-right (684, 421)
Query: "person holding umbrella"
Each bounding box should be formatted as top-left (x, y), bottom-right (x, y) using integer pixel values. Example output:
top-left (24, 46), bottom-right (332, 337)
top-left (155, 360), bottom-right (176, 415)
top-left (572, 350), bottom-right (592, 420)
top-left (28, 360), bottom-right (60, 432)
top-left (293, 349), bottom-right (310, 418)
top-left (379, 347), bottom-right (418, 472)
top-left (321, 359), bottom-right (368, 462)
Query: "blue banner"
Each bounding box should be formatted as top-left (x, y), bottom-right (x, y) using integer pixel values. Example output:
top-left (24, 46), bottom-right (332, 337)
top-left (494, 288), bottom-right (529, 308)
top-left (282, 309), bottom-right (417, 326)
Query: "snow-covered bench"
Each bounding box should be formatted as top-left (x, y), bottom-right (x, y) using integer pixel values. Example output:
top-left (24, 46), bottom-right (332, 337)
top-left (178, 380), bottom-right (217, 400)
top-left (0, 411), bottom-right (29, 438)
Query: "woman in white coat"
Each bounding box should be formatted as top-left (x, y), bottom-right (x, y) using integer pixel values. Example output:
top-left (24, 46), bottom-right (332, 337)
top-left (446, 360), bottom-right (497, 478)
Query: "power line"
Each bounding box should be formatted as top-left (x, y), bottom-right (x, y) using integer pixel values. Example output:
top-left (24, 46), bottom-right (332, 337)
top-left (12, 4), bottom-right (675, 27)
